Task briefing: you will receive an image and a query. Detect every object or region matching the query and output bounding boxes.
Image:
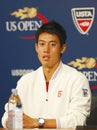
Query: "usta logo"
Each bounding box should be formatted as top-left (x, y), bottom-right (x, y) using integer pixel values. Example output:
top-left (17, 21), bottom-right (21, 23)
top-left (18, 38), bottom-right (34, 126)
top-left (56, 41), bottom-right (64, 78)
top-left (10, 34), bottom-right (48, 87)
top-left (71, 7), bottom-right (95, 34)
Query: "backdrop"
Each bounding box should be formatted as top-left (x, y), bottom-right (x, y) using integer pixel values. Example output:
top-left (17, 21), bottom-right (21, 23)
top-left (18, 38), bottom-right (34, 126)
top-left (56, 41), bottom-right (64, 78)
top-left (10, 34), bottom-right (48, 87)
top-left (0, 0), bottom-right (97, 127)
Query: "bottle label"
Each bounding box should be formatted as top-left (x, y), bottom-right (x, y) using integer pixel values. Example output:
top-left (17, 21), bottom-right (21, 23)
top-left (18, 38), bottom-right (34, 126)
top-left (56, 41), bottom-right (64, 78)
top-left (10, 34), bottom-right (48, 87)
top-left (8, 108), bottom-right (23, 129)
top-left (8, 110), bottom-right (15, 128)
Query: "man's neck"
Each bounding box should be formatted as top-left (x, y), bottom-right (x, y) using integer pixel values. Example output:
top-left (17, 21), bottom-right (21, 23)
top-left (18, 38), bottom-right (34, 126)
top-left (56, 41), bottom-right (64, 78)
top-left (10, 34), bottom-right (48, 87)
top-left (43, 62), bottom-right (60, 81)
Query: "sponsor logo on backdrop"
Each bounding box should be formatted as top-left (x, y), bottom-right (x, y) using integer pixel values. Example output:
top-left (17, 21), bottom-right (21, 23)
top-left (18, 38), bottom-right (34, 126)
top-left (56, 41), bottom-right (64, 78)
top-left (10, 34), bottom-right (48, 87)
top-left (11, 69), bottom-right (33, 76)
top-left (6, 7), bottom-right (48, 39)
top-left (71, 7), bottom-right (95, 34)
top-left (68, 57), bottom-right (97, 70)
top-left (68, 57), bottom-right (97, 91)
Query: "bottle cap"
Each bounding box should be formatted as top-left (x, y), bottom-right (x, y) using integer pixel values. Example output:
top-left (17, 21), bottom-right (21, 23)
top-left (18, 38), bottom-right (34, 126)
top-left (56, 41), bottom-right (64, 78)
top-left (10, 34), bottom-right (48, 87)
top-left (11, 88), bottom-right (17, 94)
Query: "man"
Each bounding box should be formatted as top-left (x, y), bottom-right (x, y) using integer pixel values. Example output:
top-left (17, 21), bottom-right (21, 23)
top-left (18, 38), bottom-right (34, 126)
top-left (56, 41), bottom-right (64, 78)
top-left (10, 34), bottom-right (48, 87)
top-left (2, 20), bottom-right (91, 128)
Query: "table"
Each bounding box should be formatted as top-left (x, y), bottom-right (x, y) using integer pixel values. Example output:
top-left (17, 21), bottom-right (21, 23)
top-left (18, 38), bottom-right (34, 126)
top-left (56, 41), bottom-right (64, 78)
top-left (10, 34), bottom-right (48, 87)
top-left (0, 126), bottom-right (97, 130)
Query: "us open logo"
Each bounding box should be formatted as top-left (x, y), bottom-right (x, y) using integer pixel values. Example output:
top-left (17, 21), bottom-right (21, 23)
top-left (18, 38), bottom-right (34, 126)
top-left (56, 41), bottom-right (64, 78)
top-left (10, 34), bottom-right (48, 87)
top-left (6, 7), bottom-right (48, 40)
top-left (71, 7), bottom-right (95, 34)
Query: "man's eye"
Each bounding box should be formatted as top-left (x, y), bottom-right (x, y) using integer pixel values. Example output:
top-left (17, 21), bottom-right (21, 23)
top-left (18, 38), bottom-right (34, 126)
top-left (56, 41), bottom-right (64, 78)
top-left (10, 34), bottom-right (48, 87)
top-left (39, 43), bottom-right (44, 46)
top-left (50, 43), bottom-right (56, 46)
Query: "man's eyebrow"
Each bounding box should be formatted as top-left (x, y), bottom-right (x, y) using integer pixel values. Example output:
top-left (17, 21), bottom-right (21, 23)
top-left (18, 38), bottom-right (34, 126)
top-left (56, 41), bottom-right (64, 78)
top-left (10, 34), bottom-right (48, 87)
top-left (49, 40), bottom-right (56, 42)
top-left (38, 40), bottom-right (45, 42)
top-left (38, 40), bottom-right (56, 43)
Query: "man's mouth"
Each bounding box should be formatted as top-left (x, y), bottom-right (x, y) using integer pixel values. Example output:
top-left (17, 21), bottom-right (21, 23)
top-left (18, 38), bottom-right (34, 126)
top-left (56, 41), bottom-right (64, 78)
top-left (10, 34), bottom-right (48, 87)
top-left (43, 55), bottom-right (50, 61)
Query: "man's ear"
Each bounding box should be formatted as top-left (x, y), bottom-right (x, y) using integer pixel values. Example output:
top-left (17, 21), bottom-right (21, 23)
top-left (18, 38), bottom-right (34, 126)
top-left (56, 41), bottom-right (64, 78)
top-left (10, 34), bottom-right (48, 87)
top-left (35, 43), bottom-right (38, 53)
top-left (61, 44), bottom-right (66, 54)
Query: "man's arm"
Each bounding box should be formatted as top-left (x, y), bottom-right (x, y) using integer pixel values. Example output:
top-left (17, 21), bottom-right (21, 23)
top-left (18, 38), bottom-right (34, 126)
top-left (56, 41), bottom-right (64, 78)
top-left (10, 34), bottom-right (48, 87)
top-left (23, 113), bottom-right (56, 128)
top-left (5, 113), bottom-right (57, 128)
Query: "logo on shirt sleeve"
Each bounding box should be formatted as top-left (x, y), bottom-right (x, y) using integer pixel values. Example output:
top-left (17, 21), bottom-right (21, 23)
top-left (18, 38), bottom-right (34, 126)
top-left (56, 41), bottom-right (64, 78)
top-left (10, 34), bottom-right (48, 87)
top-left (82, 88), bottom-right (88, 97)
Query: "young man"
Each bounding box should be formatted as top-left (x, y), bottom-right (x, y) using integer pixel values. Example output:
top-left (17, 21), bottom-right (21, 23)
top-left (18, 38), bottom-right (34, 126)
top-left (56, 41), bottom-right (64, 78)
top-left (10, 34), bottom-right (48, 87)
top-left (2, 20), bottom-right (91, 128)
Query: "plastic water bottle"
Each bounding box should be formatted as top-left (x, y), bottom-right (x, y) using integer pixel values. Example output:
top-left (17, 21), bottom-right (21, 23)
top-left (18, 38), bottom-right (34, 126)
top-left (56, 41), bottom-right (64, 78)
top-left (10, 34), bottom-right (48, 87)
top-left (8, 88), bottom-right (23, 129)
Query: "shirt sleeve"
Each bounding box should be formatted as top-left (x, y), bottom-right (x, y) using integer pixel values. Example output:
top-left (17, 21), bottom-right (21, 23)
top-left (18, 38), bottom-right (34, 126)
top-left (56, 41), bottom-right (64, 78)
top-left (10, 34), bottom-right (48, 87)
top-left (1, 103), bottom-right (8, 128)
top-left (59, 73), bottom-right (91, 128)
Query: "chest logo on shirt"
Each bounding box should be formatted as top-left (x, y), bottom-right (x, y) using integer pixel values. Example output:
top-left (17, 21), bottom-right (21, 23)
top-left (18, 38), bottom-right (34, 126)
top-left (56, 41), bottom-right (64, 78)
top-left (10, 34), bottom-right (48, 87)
top-left (57, 90), bottom-right (62, 97)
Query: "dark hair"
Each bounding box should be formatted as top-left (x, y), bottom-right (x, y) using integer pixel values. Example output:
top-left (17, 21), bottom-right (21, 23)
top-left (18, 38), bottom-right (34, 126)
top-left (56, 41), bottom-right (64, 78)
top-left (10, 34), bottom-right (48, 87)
top-left (35, 20), bottom-right (67, 46)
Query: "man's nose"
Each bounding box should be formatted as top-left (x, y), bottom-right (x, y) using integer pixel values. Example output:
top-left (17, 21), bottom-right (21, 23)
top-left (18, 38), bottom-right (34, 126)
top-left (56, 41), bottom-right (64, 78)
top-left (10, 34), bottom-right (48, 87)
top-left (44, 44), bottom-right (50, 52)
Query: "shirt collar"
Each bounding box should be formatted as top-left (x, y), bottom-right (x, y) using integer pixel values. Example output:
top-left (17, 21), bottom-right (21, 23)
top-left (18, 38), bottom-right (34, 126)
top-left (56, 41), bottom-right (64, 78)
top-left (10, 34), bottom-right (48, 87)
top-left (51, 61), bottom-right (62, 80)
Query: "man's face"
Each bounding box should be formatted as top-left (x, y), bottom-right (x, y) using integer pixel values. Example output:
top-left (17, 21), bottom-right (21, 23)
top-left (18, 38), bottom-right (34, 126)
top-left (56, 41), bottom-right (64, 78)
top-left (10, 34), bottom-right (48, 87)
top-left (35, 32), bottom-right (66, 69)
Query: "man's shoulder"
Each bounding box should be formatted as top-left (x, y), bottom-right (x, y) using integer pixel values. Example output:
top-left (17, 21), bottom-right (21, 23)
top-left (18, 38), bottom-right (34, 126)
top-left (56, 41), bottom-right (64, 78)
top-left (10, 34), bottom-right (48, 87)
top-left (62, 63), bottom-right (86, 78)
top-left (18, 66), bottom-right (42, 81)
top-left (62, 63), bottom-right (77, 72)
